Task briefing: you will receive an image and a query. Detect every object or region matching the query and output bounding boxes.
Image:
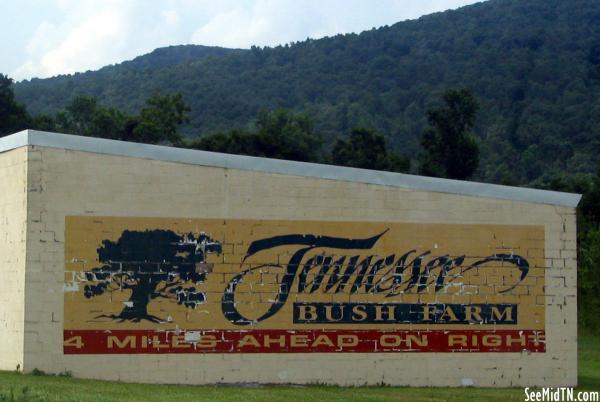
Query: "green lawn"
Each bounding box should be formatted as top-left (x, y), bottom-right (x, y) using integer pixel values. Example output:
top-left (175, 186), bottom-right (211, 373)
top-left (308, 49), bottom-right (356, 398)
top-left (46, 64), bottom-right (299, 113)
top-left (0, 335), bottom-right (598, 402)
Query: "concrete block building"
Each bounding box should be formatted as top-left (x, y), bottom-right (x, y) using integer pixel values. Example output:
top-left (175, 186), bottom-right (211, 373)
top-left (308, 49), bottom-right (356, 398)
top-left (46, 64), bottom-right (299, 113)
top-left (0, 129), bottom-right (581, 386)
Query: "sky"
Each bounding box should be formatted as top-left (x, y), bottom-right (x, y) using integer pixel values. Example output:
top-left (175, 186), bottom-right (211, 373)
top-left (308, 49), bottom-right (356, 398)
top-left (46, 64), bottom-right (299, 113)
top-left (1, 0), bottom-right (482, 82)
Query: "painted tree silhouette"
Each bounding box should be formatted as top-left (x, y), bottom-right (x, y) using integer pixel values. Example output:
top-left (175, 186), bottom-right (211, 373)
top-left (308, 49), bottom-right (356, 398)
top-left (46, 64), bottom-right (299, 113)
top-left (81, 229), bottom-right (222, 323)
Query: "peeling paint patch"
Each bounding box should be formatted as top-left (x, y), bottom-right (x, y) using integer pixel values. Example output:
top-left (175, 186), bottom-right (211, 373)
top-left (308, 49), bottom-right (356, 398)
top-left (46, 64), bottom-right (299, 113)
top-left (184, 331), bottom-right (201, 342)
top-left (63, 282), bottom-right (79, 292)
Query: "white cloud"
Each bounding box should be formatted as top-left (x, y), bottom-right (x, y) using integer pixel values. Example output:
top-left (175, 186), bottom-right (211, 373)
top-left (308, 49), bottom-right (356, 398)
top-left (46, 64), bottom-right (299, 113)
top-left (25, 22), bottom-right (59, 56)
top-left (41, 10), bottom-right (126, 75)
top-left (13, 1), bottom-right (135, 79)
top-left (188, 0), bottom-right (480, 49)
top-left (190, 0), bottom-right (345, 48)
top-left (191, 8), bottom-right (268, 48)
top-left (162, 10), bottom-right (179, 26)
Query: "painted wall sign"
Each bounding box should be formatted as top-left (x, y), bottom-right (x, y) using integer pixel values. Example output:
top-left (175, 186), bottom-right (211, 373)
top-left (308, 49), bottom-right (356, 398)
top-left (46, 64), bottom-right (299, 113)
top-left (64, 217), bottom-right (546, 354)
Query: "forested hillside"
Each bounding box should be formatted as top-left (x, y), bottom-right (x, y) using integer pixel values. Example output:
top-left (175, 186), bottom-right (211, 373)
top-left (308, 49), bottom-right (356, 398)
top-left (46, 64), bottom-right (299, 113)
top-left (13, 0), bottom-right (600, 184)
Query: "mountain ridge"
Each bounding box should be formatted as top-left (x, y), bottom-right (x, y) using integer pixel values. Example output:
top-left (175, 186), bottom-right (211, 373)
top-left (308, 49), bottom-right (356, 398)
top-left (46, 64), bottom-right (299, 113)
top-left (13, 0), bottom-right (600, 184)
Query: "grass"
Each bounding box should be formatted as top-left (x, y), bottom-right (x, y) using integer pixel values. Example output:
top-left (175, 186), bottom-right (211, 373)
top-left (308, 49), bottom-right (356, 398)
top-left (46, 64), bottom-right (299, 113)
top-left (579, 334), bottom-right (600, 390)
top-left (0, 334), bottom-right (598, 402)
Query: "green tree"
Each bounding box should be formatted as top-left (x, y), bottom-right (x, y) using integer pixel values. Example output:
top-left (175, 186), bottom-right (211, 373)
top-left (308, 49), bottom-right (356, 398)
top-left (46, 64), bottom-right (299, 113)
top-left (254, 109), bottom-right (323, 162)
top-left (575, 169), bottom-right (600, 334)
top-left (52, 96), bottom-right (127, 140)
top-left (47, 93), bottom-right (190, 145)
top-left (188, 130), bottom-right (262, 156)
top-left (535, 168), bottom-right (600, 334)
top-left (129, 93), bottom-right (190, 145)
top-left (331, 127), bottom-right (409, 172)
top-left (29, 114), bottom-right (56, 132)
top-left (419, 89), bottom-right (480, 180)
top-left (560, 168), bottom-right (600, 333)
top-left (64, 96), bottom-right (99, 134)
top-left (188, 109), bottom-right (323, 162)
top-left (0, 74), bottom-right (29, 136)
top-left (577, 227), bottom-right (600, 333)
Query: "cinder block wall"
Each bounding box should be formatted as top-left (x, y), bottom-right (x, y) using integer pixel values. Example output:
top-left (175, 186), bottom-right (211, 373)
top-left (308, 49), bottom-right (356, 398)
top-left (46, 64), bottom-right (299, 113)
top-left (18, 144), bottom-right (578, 387)
top-left (0, 148), bottom-right (28, 371)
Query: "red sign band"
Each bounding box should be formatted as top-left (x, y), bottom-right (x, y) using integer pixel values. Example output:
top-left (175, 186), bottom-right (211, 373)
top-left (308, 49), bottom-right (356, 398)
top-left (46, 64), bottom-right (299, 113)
top-left (64, 329), bottom-right (545, 354)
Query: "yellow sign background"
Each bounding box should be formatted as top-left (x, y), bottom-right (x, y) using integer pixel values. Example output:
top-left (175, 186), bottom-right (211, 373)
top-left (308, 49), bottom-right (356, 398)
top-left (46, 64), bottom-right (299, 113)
top-left (64, 216), bottom-right (545, 331)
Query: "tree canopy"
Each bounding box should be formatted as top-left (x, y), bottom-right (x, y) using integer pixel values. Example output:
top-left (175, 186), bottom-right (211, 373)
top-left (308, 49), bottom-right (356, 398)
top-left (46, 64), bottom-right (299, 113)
top-left (188, 109), bottom-right (323, 162)
top-left (331, 128), bottom-right (409, 172)
top-left (16, 93), bottom-right (191, 146)
top-left (419, 89), bottom-right (480, 180)
top-left (0, 74), bottom-right (29, 135)
top-left (128, 93), bottom-right (190, 145)
top-left (13, 0), bottom-right (600, 184)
